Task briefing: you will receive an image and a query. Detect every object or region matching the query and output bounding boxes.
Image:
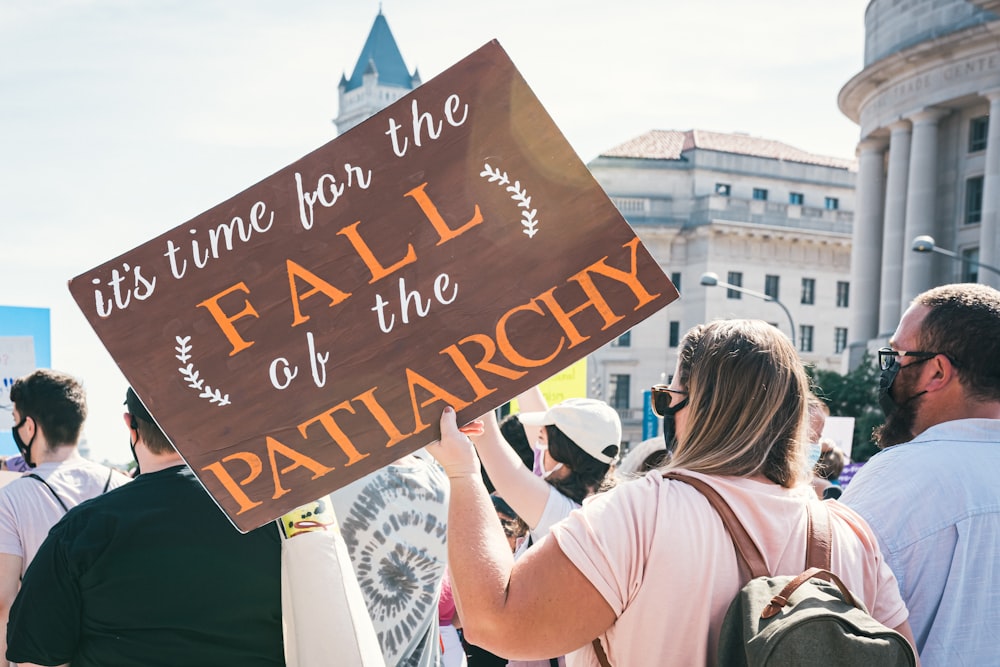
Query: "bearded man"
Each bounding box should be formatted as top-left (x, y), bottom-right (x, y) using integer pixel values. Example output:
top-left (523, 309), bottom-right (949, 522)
top-left (842, 283), bottom-right (1000, 665)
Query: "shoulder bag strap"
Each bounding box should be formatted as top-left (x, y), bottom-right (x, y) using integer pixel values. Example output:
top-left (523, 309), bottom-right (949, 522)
top-left (591, 472), bottom-right (777, 667)
top-left (804, 500), bottom-right (832, 571)
top-left (25, 473), bottom-right (70, 513)
top-left (663, 472), bottom-right (769, 579)
top-left (102, 466), bottom-right (115, 493)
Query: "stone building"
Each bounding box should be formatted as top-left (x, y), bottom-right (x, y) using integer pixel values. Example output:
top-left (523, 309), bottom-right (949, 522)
top-left (586, 130), bottom-right (855, 447)
top-left (839, 0), bottom-right (1000, 363)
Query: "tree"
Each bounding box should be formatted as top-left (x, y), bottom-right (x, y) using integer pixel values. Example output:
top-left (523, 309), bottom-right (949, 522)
top-left (805, 351), bottom-right (884, 462)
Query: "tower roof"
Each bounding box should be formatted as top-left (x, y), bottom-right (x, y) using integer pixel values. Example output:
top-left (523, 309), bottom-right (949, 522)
top-left (343, 11), bottom-right (414, 92)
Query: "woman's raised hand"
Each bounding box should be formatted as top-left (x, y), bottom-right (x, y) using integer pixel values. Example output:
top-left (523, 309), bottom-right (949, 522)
top-left (427, 407), bottom-right (485, 478)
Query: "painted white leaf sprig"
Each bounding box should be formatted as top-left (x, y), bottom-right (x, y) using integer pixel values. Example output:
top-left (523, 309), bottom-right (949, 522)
top-left (480, 163), bottom-right (539, 238)
top-left (174, 335), bottom-right (231, 406)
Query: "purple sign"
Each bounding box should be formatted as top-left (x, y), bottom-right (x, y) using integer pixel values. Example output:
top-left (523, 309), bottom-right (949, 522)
top-left (837, 461), bottom-right (865, 488)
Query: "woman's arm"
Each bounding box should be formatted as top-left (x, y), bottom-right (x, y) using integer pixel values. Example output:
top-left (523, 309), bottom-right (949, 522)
top-left (515, 385), bottom-right (548, 413)
top-left (428, 407), bottom-right (615, 659)
top-left (893, 620), bottom-right (920, 666)
top-left (470, 408), bottom-right (552, 528)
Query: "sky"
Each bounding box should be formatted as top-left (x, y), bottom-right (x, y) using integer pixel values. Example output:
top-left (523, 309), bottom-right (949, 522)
top-left (1, 0), bottom-right (871, 464)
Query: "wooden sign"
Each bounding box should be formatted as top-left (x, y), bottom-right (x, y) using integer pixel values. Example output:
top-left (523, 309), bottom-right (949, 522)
top-left (69, 41), bottom-right (678, 532)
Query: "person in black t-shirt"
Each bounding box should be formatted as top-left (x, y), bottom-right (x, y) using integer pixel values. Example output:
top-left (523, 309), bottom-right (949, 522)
top-left (6, 388), bottom-right (284, 667)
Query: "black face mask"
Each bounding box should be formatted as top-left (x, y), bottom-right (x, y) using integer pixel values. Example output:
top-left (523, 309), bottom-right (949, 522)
top-left (128, 414), bottom-right (141, 476)
top-left (12, 416), bottom-right (37, 469)
top-left (878, 360), bottom-right (928, 418)
top-left (660, 396), bottom-right (689, 454)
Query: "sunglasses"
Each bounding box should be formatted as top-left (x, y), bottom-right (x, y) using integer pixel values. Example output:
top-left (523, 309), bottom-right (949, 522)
top-left (650, 384), bottom-right (689, 417)
top-left (877, 348), bottom-right (946, 371)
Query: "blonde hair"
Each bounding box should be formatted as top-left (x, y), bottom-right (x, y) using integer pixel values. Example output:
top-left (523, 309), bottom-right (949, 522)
top-left (664, 320), bottom-right (808, 487)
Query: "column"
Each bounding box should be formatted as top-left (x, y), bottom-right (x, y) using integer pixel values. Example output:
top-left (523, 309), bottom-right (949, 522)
top-left (879, 121), bottom-right (912, 334)
top-left (979, 89), bottom-right (1000, 289)
top-left (901, 108), bottom-right (949, 306)
top-left (849, 137), bottom-right (887, 345)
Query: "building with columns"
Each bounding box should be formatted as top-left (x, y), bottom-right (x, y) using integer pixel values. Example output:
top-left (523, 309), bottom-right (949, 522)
top-left (585, 130), bottom-right (855, 447)
top-left (839, 0), bottom-right (1000, 365)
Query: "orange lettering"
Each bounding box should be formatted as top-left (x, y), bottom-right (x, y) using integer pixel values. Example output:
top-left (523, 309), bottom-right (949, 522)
top-left (265, 435), bottom-right (336, 500)
top-left (196, 282), bottom-right (259, 356)
top-left (298, 401), bottom-right (371, 466)
top-left (405, 368), bottom-right (471, 432)
top-left (534, 282), bottom-right (621, 349)
top-left (287, 259), bottom-right (353, 326)
top-left (201, 452), bottom-right (265, 515)
top-left (337, 220), bottom-right (417, 283)
top-left (496, 302), bottom-right (563, 367)
top-left (440, 334), bottom-right (527, 401)
top-left (404, 182), bottom-right (483, 244)
top-left (352, 387), bottom-right (414, 448)
top-left (578, 237), bottom-right (661, 309)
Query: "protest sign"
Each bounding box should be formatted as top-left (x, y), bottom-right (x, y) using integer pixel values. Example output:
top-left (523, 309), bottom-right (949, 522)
top-left (69, 41), bottom-right (678, 532)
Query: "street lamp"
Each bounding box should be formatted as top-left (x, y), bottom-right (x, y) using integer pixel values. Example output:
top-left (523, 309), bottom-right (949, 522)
top-left (700, 271), bottom-right (797, 347)
top-left (911, 235), bottom-right (1000, 277)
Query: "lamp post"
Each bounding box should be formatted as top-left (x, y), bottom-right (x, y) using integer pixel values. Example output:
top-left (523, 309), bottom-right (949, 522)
top-left (700, 271), bottom-right (797, 347)
top-left (910, 235), bottom-right (1000, 277)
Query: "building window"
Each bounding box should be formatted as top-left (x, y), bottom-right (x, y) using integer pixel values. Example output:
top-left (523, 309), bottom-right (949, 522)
top-left (824, 197), bottom-right (839, 210)
top-left (752, 188), bottom-right (768, 201)
top-left (836, 281), bottom-right (850, 308)
top-left (670, 271), bottom-right (681, 292)
top-left (834, 327), bottom-right (848, 354)
top-left (969, 116), bottom-right (989, 153)
top-left (764, 274), bottom-right (780, 300)
top-left (715, 183), bottom-right (731, 196)
top-left (966, 176), bottom-right (984, 224)
top-left (609, 374), bottom-right (630, 410)
top-left (611, 332), bottom-right (631, 347)
top-left (962, 247), bottom-right (979, 283)
top-left (799, 325), bottom-right (814, 353)
top-left (801, 278), bottom-right (815, 305)
top-left (669, 321), bottom-right (680, 348)
top-left (789, 192), bottom-right (804, 205)
top-left (727, 271), bottom-right (743, 299)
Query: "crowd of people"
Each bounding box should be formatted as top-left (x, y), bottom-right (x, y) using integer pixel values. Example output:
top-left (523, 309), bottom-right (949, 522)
top-left (1, 281), bottom-right (997, 666)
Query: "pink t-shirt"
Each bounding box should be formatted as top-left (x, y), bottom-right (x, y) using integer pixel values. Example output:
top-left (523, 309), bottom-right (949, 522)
top-left (550, 470), bottom-right (908, 666)
top-left (439, 569), bottom-right (456, 625)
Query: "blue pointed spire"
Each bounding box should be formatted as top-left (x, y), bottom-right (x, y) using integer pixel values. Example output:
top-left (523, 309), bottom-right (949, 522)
top-left (343, 12), bottom-right (413, 92)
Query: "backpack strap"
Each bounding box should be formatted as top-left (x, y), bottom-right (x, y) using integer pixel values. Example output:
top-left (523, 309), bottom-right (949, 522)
top-left (590, 473), bottom-right (836, 667)
top-left (25, 473), bottom-right (70, 513)
top-left (805, 500), bottom-right (832, 572)
top-left (102, 465), bottom-right (115, 493)
top-left (663, 472), bottom-right (768, 579)
top-left (760, 565), bottom-right (862, 619)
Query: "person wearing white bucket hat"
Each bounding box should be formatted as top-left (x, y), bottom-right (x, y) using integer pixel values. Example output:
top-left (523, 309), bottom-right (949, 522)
top-left (435, 389), bottom-right (621, 667)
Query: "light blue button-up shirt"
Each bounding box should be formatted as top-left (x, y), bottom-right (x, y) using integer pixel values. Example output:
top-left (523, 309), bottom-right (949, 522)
top-left (842, 418), bottom-right (1000, 665)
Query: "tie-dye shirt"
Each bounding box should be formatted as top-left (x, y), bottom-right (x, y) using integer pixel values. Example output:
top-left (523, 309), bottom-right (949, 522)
top-left (330, 450), bottom-right (449, 667)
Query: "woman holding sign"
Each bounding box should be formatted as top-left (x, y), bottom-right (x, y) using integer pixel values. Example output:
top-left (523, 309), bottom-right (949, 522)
top-left (429, 320), bottom-right (917, 665)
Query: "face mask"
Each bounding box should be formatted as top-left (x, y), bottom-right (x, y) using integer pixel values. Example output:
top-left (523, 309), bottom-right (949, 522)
top-left (659, 396), bottom-right (689, 454)
top-left (878, 361), bottom-right (928, 418)
top-left (878, 363), bottom-right (902, 418)
top-left (533, 441), bottom-right (564, 480)
top-left (128, 415), bottom-right (141, 475)
top-left (541, 460), bottom-right (564, 480)
top-left (12, 416), bottom-right (37, 469)
top-left (802, 441), bottom-right (822, 479)
top-left (532, 441), bottom-right (545, 476)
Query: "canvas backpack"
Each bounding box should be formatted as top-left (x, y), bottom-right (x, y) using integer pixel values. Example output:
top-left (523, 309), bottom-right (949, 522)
top-left (592, 473), bottom-right (916, 666)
